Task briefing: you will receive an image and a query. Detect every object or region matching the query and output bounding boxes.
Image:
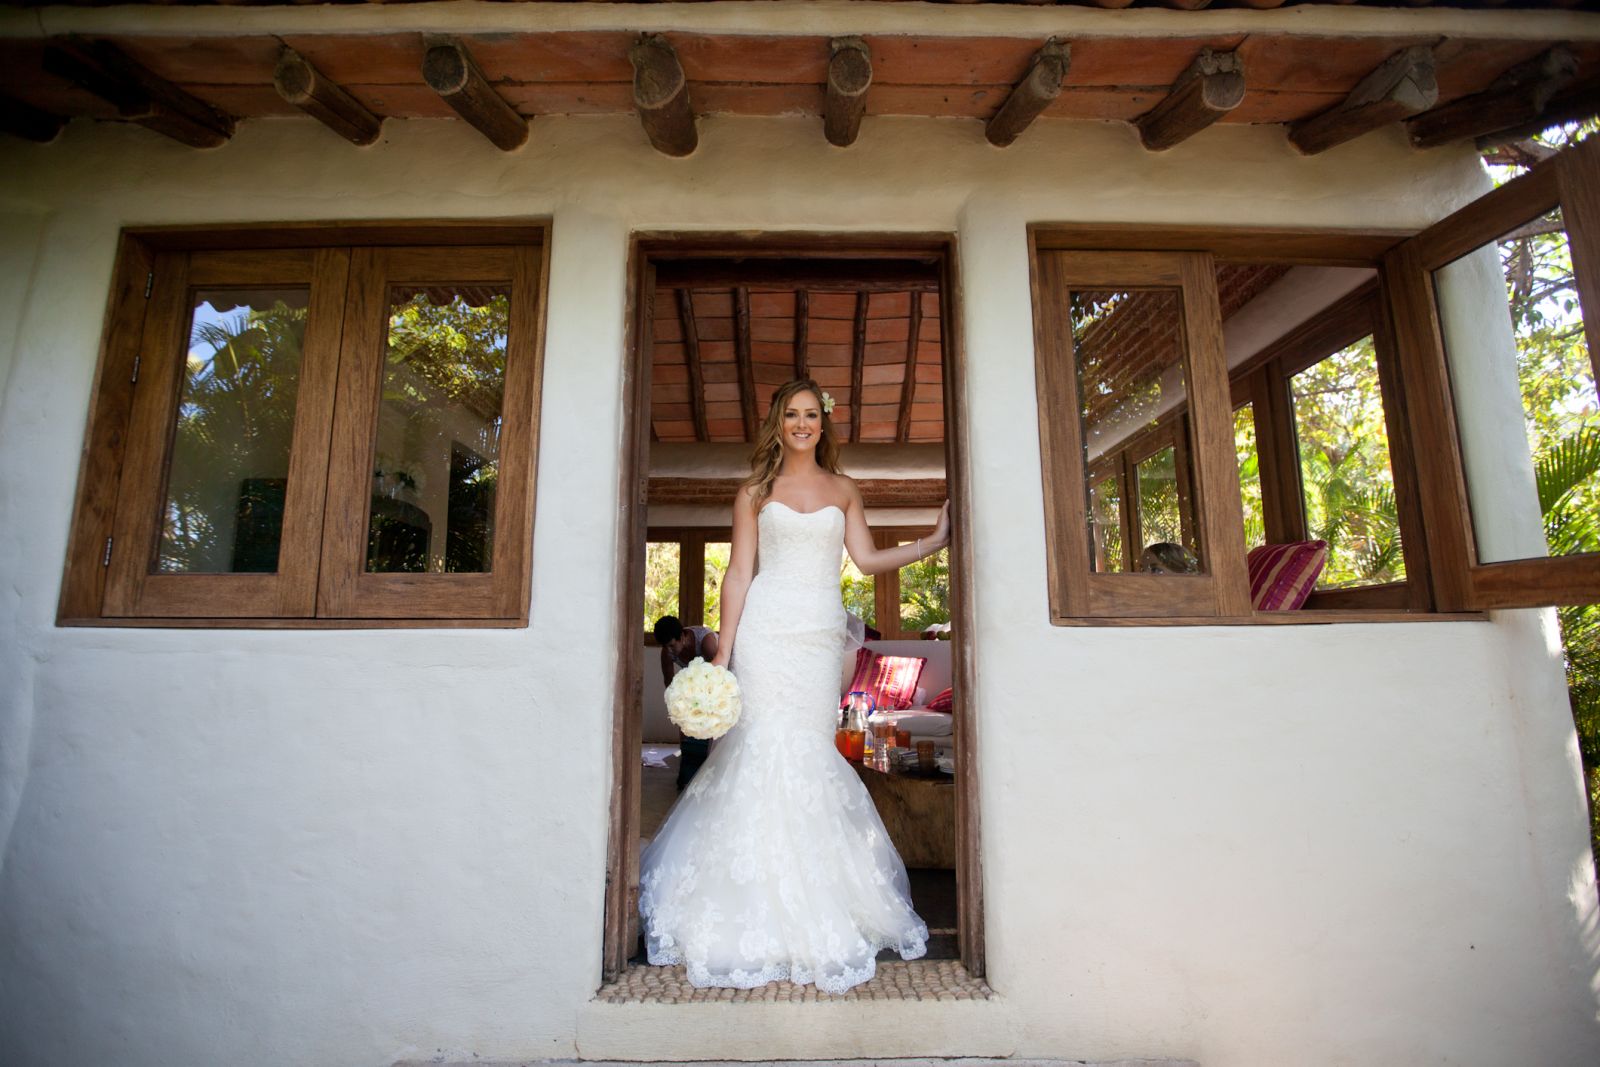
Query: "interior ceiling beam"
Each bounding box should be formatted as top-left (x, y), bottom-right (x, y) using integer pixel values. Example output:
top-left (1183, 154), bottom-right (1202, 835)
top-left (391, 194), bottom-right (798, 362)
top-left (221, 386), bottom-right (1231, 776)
top-left (733, 287), bottom-right (758, 440)
top-left (1407, 44), bottom-right (1578, 149)
top-left (794, 290), bottom-right (811, 380)
top-left (1135, 48), bottom-right (1246, 152)
top-left (850, 291), bottom-right (869, 445)
top-left (630, 33), bottom-right (697, 157)
top-left (650, 477), bottom-right (947, 509)
top-left (896, 292), bottom-right (923, 445)
top-left (422, 36), bottom-right (528, 151)
top-left (986, 37), bottom-right (1069, 148)
top-left (652, 258), bottom-right (940, 290)
top-left (675, 288), bottom-right (710, 444)
top-left (274, 46), bottom-right (383, 147)
top-left (42, 37), bottom-right (234, 148)
top-left (0, 96), bottom-right (65, 143)
top-left (825, 36), bottom-right (873, 148)
top-left (1289, 44), bottom-right (1437, 156)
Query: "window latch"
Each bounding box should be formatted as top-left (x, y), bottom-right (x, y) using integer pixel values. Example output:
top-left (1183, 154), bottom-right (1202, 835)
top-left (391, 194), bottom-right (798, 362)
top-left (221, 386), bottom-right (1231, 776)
top-left (130, 355), bottom-right (140, 385)
top-left (144, 271), bottom-right (153, 299)
top-left (102, 536), bottom-right (113, 567)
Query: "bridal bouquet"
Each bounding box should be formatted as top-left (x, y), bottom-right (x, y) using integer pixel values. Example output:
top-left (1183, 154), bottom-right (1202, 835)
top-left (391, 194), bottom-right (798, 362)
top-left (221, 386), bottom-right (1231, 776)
top-left (665, 658), bottom-right (742, 740)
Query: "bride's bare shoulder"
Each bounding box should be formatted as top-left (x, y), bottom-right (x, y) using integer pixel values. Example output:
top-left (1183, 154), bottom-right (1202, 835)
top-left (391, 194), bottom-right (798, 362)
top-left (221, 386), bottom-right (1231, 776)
top-left (829, 472), bottom-right (863, 507)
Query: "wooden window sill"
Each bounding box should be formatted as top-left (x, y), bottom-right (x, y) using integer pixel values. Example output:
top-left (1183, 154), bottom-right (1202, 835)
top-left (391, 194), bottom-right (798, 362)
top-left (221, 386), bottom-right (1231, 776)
top-left (1048, 610), bottom-right (1487, 627)
top-left (56, 616), bottom-right (526, 630)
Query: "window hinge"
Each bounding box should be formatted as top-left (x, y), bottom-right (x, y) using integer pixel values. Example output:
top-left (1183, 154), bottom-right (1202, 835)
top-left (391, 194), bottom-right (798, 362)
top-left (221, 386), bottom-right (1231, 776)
top-left (144, 271), bottom-right (154, 299)
top-left (102, 536), bottom-right (113, 567)
top-left (130, 355), bottom-right (141, 384)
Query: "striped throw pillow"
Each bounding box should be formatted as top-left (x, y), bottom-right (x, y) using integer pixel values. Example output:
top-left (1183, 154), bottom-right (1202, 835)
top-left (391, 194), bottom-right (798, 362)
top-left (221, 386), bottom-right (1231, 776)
top-left (868, 654), bottom-right (928, 711)
top-left (928, 687), bottom-right (954, 713)
top-left (841, 647), bottom-right (878, 709)
top-left (1247, 540), bottom-right (1329, 611)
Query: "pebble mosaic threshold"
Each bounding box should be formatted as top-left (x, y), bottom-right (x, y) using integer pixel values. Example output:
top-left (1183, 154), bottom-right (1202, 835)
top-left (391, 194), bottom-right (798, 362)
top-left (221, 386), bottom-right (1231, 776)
top-left (596, 959), bottom-right (994, 1003)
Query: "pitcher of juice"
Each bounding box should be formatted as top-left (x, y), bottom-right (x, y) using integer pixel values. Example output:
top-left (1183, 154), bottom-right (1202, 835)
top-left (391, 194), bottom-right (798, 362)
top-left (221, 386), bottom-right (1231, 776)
top-left (836, 691), bottom-right (872, 762)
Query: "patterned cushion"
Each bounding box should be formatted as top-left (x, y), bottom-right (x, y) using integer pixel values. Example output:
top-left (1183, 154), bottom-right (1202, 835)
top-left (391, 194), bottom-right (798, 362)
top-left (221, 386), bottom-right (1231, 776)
top-left (1247, 540), bottom-right (1329, 611)
top-left (841, 647), bottom-right (878, 709)
top-left (866, 654), bottom-right (927, 711)
top-left (928, 687), bottom-right (954, 713)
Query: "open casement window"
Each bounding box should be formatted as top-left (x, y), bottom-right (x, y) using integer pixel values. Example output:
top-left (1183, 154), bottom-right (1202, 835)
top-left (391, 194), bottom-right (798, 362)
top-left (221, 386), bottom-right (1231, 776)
top-left (1386, 137), bottom-right (1600, 610)
top-left (1032, 250), bottom-right (1251, 619)
top-left (61, 228), bottom-right (548, 626)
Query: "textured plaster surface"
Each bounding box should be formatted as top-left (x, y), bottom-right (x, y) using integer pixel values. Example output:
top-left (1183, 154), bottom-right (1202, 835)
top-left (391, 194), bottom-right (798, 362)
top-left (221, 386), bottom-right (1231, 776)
top-left (0, 113), bottom-right (1595, 1067)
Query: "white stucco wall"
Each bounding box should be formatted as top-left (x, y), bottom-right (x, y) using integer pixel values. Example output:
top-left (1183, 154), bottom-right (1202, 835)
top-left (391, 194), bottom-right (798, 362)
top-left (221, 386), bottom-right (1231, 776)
top-left (0, 108), bottom-right (1596, 1067)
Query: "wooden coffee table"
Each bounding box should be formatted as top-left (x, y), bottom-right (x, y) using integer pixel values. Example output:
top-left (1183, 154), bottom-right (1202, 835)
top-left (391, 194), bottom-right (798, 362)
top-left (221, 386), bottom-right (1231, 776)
top-left (853, 763), bottom-right (957, 869)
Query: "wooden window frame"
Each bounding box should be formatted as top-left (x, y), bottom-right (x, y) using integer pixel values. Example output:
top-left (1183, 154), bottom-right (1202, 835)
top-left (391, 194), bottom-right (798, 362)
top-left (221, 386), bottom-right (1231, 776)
top-left (57, 221), bottom-right (552, 628)
top-left (1386, 137), bottom-right (1600, 610)
top-left (643, 526), bottom-right (731, 641)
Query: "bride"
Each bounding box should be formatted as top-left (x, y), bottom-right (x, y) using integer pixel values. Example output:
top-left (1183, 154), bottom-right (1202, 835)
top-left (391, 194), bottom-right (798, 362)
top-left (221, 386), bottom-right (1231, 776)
top-left (639, 377), bottom-right (952, 994)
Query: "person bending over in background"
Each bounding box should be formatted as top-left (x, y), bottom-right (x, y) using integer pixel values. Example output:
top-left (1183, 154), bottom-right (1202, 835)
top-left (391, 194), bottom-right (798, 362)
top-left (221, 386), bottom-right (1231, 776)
top-left (654, 614), bottom-right (719, 790)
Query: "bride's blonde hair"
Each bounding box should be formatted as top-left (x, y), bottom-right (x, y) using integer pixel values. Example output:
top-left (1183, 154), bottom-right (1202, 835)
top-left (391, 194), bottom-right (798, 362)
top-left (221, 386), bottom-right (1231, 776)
top-left (742, 378), bottom-right (843, 510)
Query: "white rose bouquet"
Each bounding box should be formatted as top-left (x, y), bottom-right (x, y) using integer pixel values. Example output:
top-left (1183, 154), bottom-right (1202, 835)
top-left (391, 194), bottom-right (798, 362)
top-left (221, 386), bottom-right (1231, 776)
top-left (665, 657), bottom-right (742, 740)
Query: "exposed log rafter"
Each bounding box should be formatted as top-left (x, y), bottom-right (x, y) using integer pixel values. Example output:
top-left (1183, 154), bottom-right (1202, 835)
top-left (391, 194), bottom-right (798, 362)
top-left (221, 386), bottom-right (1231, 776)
top-left (986, 37), bottom-right (1069, 148)
top-left (825, 36), bottom-right (873, 148)
top-left (43, 38), bottom-right (234, 148)
top-left (0, 96), bottom-right (65, 143)
top-left (1289, 44), bottom-right (1437, 155)
top-left (1475, 75), bottom-right (1600, 149)
top-left (630, 33), bottom-right (697, 157)
top-left (733, 287), bottom-right (758, 441)
top-left (675, 288), bottom-right (710, 444)
top-left (794, 290), bottom-right (811, 380)
top-left (422, 36), bottom-right (528, 151)
top-left (850, 291), bottom-right (869, 444)
top-left (896, 291), bottom-right (923, 444)
top-left (1136, 48), bottom-right (1246, 151)
top-left (1408, 45), bottom-right (1579, 149)
top-left (275, 47), bottom-right (383, 147)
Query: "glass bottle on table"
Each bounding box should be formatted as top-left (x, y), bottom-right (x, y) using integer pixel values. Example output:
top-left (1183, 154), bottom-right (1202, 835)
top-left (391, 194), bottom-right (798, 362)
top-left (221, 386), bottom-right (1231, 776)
top-left (837, 690), bottom-right (871, 762)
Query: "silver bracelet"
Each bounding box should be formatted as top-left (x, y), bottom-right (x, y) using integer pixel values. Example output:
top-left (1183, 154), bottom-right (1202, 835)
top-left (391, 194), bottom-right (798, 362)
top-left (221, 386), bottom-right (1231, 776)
top-left (915, 537), bottom-right (922, 557)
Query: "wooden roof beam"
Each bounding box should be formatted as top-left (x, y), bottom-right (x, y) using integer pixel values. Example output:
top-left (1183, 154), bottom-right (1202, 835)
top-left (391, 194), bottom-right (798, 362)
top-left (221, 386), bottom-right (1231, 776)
top-left (675, 288), bottom-right (710, 443)
top-left (43, 38), bottom-right (234, 148)
top-left (1289, 45), bottom-right (1437, 156)
top-left (896, 291), bottom-right (923, 444)
top-left (825, 37), bottom-right (872, 148)
top-left (986, 38), bottom-right (1069, 148)
top-left (733, 287), bottom-right (758, 441)
top-left (794, 290), bottom-right (810, 380)
top-left (1407, 45), bottom-right (1578, 149)
top-left (1475, 75), bottom-right (1600, 149)
top-left (1, 96), bottom-right (65, 143)
top-left (850, 292), bottom-right (868, 444)
top-left (630, 34), bottom-right (697, 157)
top-left (1136, 48), bottom-right (1246, 151)
top-left (275, 47), bottom-right (382, 147)
top-left (423, 37), bottom-right (528, 152)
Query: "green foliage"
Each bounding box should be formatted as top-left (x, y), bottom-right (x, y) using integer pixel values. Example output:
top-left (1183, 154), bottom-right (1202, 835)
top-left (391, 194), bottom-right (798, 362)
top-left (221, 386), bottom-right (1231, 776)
top-left (900, 547), bottom-right (951, 633)
top-left (643, 542), bottom-right (680, 630)
top-left (841, 555), bottom-right (874, 627)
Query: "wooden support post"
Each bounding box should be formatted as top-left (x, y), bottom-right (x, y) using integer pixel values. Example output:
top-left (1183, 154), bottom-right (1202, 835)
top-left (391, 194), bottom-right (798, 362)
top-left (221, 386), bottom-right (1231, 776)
top-left (676, 288), bottom-right (710, 443)
top-left (0, 96), bottom-right (65, 143)
top-left (1289, 45), bottom-right (1436, 156)
top-left (43, 38), bottom-right (234, 148)
top-left (1407, 46), bottom-right (1578, 149)
top-left (825, 36), bottom-right (872, 148)
top-left (1135, 48), bottom-right (1245, 152)
top-left (629, 34), bottom-right (697, 157)
top-left (986, 38), bottom-right (1069, 148)
top-left (422, 36), bottom-right (528, 152)
top-left (733, 287), bottom-right (758, 441)
top-left (896, 291), bottom-right (922, 443)
top-left (794, 290), bottom-right (810, 380)
top-left (275, 47), bottom-right (383, 147)
top-left (850, 291), bottom-right (869, 444)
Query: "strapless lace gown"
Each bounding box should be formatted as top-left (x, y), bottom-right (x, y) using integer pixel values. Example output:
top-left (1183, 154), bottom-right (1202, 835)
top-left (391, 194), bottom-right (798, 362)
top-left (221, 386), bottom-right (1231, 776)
top-left (639, 502), bottom-right (929, 993)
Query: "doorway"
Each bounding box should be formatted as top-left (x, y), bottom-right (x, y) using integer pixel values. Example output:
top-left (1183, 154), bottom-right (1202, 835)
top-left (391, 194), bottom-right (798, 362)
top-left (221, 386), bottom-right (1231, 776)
top-left (603, 233), bottom-right (983, 984)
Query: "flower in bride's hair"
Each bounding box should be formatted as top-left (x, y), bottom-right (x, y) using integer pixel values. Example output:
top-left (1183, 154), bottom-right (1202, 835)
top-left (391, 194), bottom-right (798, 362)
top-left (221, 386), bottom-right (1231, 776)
top-left (665, 657), bottom-right (742, 739)
top-left (820, 391), bottom-right (835, 415)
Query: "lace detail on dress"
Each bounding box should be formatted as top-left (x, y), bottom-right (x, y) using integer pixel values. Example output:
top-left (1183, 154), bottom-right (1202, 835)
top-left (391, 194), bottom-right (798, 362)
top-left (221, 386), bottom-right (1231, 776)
top-left (639, 503), bottom-right (929, 995)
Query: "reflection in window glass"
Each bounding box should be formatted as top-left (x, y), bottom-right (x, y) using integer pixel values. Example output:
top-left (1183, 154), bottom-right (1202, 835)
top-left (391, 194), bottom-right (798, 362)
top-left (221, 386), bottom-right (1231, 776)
top-left (704, 542), bottom-right (731, 631)
top-left (1290, 335), bottom-right (1406, 587)
top-left (1437, 208), bottom-right (1598, 564)
top-left (1235, 404), bottom-right (1265, 549)
top-left (367, 285), bottom-right (509, 573)
top-left (159, 288), bottom-right (309, 574)
top-left (1071, 288), bottom-right (1204, 575)
top-left (841, 551), bottom-right (874, 629)
top-left (1136, 445), bottom-right (1186, 553)
top-left (899, 544), bottom-right (951, 635)
top-left (1088, 475), bottom-right (1124, 573)
top-left (644, 541), bottom-right (680, 630)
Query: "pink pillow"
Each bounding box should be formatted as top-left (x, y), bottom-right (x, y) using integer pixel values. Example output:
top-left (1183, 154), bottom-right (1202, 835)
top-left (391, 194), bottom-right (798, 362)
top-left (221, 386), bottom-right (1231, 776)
top-left (1247, 540), bottom-right (1328, 611)
top-left (866, 654), bottom-right (927, 711)
top-left (841, 647), bottom-right (878, 709)
top-left (928, 687), bottom-right (954, 713)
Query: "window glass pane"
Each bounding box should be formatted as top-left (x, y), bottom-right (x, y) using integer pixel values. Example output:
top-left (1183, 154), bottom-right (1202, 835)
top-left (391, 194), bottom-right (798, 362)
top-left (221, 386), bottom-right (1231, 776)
top-left (899, 544), bottom-right (951, 635)
top-left (704, 541), bottom-right (730, 631)
top-left (1289, 335), bottom-right (1406, 587)
top-left (367, 284), bottom-right (509, 573)
top-left (1071, 288), bottom-right (1204, 575)
top-left (1135, 445), bottom-right (1188, 556)
top-left (841, 552), bottom-right (874, 628)
top-left (1088, 475), bottom-right (1124, 572)
top-left (644, 541), bottom-right (680, 630)
top-left (159, 288), bottom-right (309, 574)
top-left (1235, 404), bottom-right (1265, 549)
top-left (1435, 208), bottom-right (1598, 564)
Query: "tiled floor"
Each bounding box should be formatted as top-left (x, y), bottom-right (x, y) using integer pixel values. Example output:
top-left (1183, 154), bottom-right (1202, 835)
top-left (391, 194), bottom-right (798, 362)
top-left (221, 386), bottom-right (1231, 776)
top-left (596, 959), bottom-right (994, 1003)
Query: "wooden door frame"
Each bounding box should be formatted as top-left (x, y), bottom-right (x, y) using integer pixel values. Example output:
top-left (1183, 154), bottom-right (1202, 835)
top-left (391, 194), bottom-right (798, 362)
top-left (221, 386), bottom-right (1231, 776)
top-left (603, 231), bottom-right (984, 982)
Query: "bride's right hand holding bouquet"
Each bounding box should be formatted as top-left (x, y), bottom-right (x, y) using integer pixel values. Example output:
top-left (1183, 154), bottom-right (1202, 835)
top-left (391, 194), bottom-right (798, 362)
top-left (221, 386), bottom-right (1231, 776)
top-left (664, 656), bottom-right (741, 740)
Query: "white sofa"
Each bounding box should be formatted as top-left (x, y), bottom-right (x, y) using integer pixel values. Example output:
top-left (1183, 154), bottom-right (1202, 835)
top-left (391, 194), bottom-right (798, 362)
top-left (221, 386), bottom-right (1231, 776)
top-left (641, 637), bottom-right (953, 744)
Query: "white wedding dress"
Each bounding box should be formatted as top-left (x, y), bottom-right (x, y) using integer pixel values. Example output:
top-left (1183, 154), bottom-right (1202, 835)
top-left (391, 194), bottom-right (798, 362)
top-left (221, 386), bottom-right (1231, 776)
top-left (639, 501), bottom-right (929, 993)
